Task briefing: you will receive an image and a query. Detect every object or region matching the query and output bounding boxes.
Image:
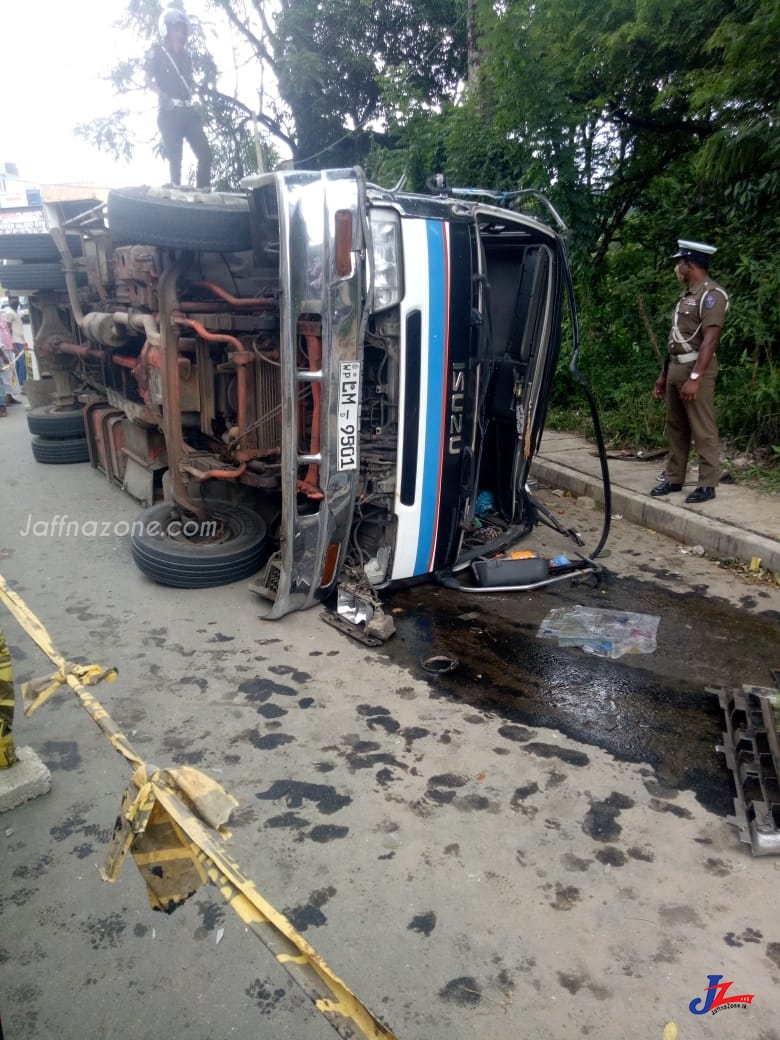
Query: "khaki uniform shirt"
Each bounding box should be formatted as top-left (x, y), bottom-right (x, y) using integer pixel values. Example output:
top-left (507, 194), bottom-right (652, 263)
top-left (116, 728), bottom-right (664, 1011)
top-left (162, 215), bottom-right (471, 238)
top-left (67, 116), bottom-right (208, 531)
top-left (668, 277), bottom-right (728, 355)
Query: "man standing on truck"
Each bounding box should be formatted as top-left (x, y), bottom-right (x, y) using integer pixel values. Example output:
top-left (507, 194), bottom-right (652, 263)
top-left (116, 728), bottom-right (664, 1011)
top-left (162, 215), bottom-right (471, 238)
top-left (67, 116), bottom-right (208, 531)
top-left (145, 7), bottom-right (212, 190)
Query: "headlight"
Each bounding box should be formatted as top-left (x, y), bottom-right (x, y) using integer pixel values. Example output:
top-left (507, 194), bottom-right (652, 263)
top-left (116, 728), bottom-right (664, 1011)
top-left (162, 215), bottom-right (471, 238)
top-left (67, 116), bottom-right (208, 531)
top-left (368, 208), bottom-right (402, 311)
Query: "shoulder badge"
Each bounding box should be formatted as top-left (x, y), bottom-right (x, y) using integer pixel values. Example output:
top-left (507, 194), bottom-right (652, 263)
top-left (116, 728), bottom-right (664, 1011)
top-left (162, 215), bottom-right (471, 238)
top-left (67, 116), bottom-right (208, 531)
top-left (703, 293), bottom-right (717, 309)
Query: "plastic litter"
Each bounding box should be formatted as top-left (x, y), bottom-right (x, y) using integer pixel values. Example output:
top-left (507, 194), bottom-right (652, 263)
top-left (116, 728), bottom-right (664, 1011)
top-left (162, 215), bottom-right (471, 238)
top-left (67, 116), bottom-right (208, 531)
top-left (538, 605), bottom-right (660, 659)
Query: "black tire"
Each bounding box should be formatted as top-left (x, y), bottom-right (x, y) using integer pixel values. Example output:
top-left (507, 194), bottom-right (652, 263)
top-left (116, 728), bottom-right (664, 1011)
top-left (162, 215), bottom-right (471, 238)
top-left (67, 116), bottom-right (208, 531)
top-left (0, 263), bottom-right (69, 292)
top-left (107, 186), bottom-right (252, 252)
top-left (0, 233), bottom-right (82, 262)
top-left (26, 404), bottom-right (86, 439)
top-left (131, 500), bottom-right (267, 588)
top-left (30, 435), bottom-right (90, 464)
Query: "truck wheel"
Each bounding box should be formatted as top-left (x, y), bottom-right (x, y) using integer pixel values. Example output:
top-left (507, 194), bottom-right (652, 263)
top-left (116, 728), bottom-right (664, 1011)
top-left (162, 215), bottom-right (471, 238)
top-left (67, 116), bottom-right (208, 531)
top-left (107, 186), bottom-right (252, 253)
top-left (0, 264), bottom-right (69, 292)
top-left (26, 404), bottom-right (86, 439)
top-left (0, 234), bottom-right (82, 262)
top-left (30, 435), bottom-right (90, 464)
top-left (131, 500), bottom-right (267, 588)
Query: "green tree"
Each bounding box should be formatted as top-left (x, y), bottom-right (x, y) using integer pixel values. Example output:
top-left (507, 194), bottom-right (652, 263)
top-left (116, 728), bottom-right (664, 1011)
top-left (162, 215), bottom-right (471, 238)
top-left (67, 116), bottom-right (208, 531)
top-left (77, 0), bottom-right (468, 181)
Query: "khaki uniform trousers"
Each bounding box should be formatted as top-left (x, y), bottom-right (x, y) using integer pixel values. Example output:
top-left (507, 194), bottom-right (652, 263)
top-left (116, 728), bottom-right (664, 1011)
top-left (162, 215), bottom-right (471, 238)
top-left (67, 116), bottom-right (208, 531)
top-left (665, 356), bottom-right (720, 487)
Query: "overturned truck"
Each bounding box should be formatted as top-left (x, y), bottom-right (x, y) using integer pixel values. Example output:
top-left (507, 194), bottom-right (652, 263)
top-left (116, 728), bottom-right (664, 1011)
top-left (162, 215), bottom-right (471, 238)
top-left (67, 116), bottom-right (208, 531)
top-left (2, 171), bottom-right (602, 637)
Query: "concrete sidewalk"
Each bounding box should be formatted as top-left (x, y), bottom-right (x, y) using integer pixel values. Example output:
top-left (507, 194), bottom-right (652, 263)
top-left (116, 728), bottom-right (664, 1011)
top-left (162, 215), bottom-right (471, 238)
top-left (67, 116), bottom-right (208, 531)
top-left (532, 430), bottom-right (779, 573)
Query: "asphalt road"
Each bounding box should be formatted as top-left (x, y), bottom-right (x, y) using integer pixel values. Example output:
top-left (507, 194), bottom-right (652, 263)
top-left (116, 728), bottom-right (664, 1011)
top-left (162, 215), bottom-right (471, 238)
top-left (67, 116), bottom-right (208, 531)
top-left (1, 404), bottom-right (779, 1040)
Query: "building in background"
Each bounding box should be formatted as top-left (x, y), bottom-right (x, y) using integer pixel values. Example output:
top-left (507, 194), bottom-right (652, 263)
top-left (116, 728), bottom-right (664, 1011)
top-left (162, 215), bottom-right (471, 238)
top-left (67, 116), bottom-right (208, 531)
top-left (1, 162), bottom-right (44, 235)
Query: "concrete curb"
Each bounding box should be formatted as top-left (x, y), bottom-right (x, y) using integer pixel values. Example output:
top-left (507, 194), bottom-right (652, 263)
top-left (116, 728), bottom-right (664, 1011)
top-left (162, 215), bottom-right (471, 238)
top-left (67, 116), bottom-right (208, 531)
top-left (0, 746), bottom-right (52, 813)
top-left (532, 457), bottom-right (780, 574)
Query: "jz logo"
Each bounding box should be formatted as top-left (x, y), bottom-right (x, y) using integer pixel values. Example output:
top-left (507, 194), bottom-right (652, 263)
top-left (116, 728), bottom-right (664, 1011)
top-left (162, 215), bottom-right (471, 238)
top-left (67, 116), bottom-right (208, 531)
top-left (689, 974), bottom-right (755, 1015)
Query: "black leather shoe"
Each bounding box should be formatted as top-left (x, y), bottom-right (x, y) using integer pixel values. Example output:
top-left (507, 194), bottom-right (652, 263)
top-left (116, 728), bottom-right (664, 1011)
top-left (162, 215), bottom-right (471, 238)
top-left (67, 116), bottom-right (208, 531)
top-left (685, 486), bottom-right (716, 504)
top-left (650, 481), bottom-right (683, 497)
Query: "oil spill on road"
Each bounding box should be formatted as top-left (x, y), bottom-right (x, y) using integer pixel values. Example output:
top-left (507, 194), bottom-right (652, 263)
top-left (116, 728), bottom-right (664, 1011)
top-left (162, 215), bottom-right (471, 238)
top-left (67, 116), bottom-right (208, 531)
top-left (382, 579), bottom-right (755, 814)
top-left (547, 882), bottom-right (581, 911)
top-left (256, 702), bottom-right (288, 718)
top-left (439, 976), bottom-right (482, 1007)
top-left (408, 911), bottom-right (437, 937)
top-left (238, 677), bottom-right (299, 702)
top-left (40, 740), bottom-right (82, 771)
top-left (594, 846), bottom-right (627, 866)
top-left (12, 853), bottom-right (53, 880)
top-left (525, 742), bottom-right (589, 767)
top-left (82, 912), bottom-right (127, 950)
top-left (264, 811), bottom-right (310, 830)
top-left (268, 663), bottom-right (312, 684)
top-left (283, 885), bottom-right (337, 931)
top-left (255, 779), bottom-right (352, 814)
top-left (247, 730), bottom-right (296, 750)
top-left (194, 898), bottom-right (225, 939)
top-left (246, 978), bottom-right (287, 1016)
top-left (582, 792), bottom-right (635, 842)
top-left (308, 824), bottom-right (349, 842)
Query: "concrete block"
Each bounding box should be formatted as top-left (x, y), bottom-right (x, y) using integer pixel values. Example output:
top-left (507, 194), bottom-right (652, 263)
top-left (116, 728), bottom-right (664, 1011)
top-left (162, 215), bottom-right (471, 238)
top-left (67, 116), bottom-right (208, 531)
top-left (0, 746), bottom-right (52, 812)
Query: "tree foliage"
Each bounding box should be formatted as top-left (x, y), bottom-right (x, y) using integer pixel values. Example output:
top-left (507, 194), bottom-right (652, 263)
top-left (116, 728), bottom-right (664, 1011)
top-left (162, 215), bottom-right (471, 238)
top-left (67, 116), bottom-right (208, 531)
top-left (76, 0), bottom-right (779, 449)
top-left (77, 0), bottom-right (467, 180)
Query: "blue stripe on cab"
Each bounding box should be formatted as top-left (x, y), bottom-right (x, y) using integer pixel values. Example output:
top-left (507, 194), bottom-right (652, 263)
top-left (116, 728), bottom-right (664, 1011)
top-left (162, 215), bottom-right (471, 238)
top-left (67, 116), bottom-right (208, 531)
top-left (413, 220), bottom-right (446, 574)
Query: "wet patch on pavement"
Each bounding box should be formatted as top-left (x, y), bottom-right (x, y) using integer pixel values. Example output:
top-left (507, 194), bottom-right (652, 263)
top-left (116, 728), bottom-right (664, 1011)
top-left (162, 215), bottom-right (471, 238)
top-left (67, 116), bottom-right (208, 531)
top-left (547, 882), bottom-right (581, 911)
top-left (268, 663), bottom-right (312, 684)
top-left (82, 912), bottom-right (127, 950)
top-left (308, 824), bottom-right (349, 842)
top-left (560, 852), bottom-right (592, 872)
top-left (557, 971), bottom-right (611, 1000)
top-left (12, 853), bottom-right (53, 880)
top-left (247, 731), bottom-right (296, 750)
top-left (194, 899), bottom-right (225, 939)
top-left (238, 677), bottom-right (299, 703)
top-left (627, 845), bottom-right (655, 862)
top-left (439, 976), bottom-right (482, 1007)
top-left (594, 846), bottom-right (627, 867)
top-left (283, 885), bottom-right (337, 931)
top-left (723, 927), bottom-right (762, 947)
top-left (581, 792), bottom-right (635, 842)
top-left (648, 797), bottom-right (693, 819)
top-left (408, 911), bottom-right (437, 937)
top-left (255, 779), bottom-right (352, 814)
top-left (264, 811), bottom-right (310, 830)
top-left (525, 742), bottom-right (589, 767)
top-left (40, 740), bottom-right (82, 771)
top-left (245, 978), bottom-right (287, 1016)
top-left (381, 576), bottom-right (777, 814)
top-left (179, 675), bottom-right (209, 690)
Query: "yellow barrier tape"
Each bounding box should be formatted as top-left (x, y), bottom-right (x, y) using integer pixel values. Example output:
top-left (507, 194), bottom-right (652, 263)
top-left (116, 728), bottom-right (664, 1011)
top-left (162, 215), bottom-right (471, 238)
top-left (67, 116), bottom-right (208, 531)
top-left (1, 624), bottom-right (19, 769)
top-left (0, 574), bottom-right (399, 1040)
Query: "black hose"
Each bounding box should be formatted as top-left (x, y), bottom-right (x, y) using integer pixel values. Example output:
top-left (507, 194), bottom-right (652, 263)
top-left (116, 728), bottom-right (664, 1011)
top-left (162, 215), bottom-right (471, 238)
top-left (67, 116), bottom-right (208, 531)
top-left (561, 253), bottom-right (612, 560)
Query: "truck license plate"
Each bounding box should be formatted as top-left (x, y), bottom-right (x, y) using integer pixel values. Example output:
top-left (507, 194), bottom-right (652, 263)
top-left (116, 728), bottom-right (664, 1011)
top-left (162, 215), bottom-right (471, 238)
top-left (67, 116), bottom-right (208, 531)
top-left (337, 362), bottom-right (360, 471)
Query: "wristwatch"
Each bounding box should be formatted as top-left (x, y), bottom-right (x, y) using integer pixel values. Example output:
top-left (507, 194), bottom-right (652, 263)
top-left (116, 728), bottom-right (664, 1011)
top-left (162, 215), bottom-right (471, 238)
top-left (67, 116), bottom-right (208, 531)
top-left (689, 371), bottom-right (700, 381)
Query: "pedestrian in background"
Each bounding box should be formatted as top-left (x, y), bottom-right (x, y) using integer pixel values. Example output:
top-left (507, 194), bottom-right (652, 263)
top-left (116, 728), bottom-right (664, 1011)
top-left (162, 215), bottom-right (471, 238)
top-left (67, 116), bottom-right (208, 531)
top-left (145, 7), bottom-right (212, 190)
top-left (1, 311), bottom-right (22, 406)
top-left (2, 294), bottom-right (26, 390)
top-left (650, 240), bottom-right (729, 505)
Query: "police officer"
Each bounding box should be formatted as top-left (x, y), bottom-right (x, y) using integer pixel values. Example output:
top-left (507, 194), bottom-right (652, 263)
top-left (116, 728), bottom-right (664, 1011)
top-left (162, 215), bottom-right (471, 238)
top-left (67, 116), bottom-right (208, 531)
top-left (145, 7), bottom-right (212, 189)
top-left (650, 240), bottom-right (729, 504)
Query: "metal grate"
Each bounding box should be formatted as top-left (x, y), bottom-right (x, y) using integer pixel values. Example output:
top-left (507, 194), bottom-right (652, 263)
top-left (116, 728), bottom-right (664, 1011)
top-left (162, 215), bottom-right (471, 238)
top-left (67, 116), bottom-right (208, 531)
top-left (715, 684), bottom-right (780, 855)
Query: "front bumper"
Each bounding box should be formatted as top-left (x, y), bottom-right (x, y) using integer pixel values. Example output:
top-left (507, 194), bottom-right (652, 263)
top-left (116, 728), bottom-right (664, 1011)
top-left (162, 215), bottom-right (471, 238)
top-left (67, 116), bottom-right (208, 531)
top-left (243, 168), bottom-right (367, 617)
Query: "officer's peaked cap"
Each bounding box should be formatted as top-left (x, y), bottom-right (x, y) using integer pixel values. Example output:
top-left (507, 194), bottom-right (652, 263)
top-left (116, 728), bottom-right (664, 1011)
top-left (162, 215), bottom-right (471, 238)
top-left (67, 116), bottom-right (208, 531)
top-left (670, 239), bottom-right (717, 267)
